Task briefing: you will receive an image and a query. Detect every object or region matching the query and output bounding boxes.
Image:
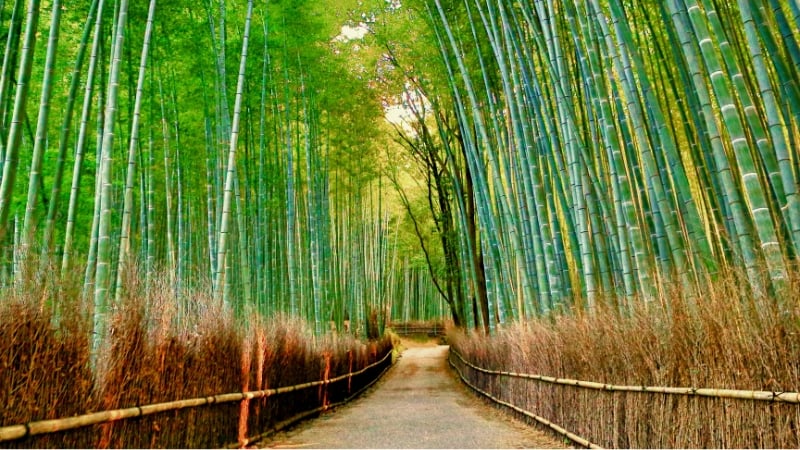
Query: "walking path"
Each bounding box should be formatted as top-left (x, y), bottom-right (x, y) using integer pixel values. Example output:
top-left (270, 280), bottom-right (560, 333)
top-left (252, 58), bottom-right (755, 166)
top-left (259, 341), bottom-right (567, 448)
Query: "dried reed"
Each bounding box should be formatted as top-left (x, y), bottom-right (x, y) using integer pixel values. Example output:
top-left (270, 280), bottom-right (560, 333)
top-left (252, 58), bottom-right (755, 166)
top-left (0, 266), bottom-right (392, 448)
top-left (449, 268), bottom-right (800, 448)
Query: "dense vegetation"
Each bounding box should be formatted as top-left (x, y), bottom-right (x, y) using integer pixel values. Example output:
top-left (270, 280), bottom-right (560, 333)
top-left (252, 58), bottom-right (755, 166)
top-left (1, 0), bottom-right (799, 446)
top-left (1, 273), bottom-right (393, 447)
top-left (414, 0), bottom-right (800, 446)
top-left (449, 271), bottom-right (800, 447)
top-left (0, 0), bottom-right (448, 338)
top-left (407, 0), bottom-right (800, 327)
top-left (0, 1), bottom-right (422, 445)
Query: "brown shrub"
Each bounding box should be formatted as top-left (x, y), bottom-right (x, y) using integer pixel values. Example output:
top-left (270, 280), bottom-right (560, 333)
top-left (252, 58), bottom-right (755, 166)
top-left (0, 267), bottom-right (393, 448)
top-left (449, 268), bottom-right (800, 448)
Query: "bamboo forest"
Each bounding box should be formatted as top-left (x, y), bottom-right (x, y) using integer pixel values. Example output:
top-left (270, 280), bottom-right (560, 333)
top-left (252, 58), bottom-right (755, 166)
top-left (1, 0), bottom-right (799, 448)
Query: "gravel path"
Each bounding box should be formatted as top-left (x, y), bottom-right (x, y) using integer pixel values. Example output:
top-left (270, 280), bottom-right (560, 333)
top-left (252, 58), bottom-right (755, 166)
top-left (259, 342), bottom-right (567, 449)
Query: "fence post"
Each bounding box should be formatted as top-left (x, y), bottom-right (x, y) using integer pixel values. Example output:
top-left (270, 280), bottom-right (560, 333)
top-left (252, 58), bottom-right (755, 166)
top-left (322, 352), bottom-right (331, 410)
top-left (98, 392), bottom-right (115, 448)
top-left (238, 342), bottom-right (252, 448)
top-left (347, 349), bottom-right (353, 394)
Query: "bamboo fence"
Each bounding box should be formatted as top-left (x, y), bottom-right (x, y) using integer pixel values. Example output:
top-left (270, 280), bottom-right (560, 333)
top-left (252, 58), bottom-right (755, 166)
top-left (228, 353), bottom-right (395, 448)
top-left (389, 322), bottom-right (446, 337)
top-left (448, 353), bottom-right (602, 449)
top-left (449, 348), bottom-right (800, 403)
top-left (0, 349), bottom-right (393, 444)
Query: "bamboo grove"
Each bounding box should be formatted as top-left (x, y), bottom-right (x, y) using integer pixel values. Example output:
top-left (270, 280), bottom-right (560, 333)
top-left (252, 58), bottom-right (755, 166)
top-left (394, 0), bottom-right (800, 329)
top-left (2, 0), bottom-right (799, 338)
top-left (0, 0), bottom-right (446, 342)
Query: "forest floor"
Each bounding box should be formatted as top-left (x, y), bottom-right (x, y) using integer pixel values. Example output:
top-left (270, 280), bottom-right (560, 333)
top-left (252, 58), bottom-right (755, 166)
top-left (256, 338), bottom-right (569, 449)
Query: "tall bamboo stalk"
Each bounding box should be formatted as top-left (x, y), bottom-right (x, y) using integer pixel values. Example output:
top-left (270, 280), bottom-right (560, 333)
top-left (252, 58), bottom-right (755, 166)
top-left (115, 0), bottom-right (157, 301)
top-left (0, 0), bottom-right (41, 245)
top-left (214, 0), bottom-right (253, 305)
top-left (93, 0), bottom-right (129, 353)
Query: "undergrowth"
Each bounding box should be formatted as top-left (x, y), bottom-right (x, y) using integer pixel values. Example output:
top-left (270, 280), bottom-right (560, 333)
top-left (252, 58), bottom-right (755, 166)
top-left (0, 265), bottom-right (392, 448)
top-left (449, 268), bottom-right (800, 448)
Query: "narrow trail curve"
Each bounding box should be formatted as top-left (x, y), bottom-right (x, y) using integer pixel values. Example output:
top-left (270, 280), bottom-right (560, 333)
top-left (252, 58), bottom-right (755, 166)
top-left (259, 343), bottom-right (568, 449)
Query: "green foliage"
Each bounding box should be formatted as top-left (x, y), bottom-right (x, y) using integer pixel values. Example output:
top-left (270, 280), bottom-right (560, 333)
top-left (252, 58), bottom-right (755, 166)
top-left (0, 0), bottom-right (447, 339)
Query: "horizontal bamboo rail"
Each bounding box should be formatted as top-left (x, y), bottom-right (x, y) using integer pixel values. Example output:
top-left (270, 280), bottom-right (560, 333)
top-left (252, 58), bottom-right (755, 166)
top-left (230, 354), bottom-right (394, 448)
top-left (448, 352), bottom-right (602, 449)
top-left (450, 348), bottom-right (800, 403)
top-left (0, 349), bottom-right (393, 443)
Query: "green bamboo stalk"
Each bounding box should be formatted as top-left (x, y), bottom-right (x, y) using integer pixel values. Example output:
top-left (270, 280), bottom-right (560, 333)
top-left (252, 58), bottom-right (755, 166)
top-left (157, 74), bottom-right (176, 290)
top-left (482, 0), bottom-right (549, 314)
top-left (115, 0), bottom-right (156, 301)
top-left (570, 1), bottom-right (640, 301)
top-left (213, 0), bottom-right (253, 304)
top-left (738, 0), bottom-right (800, 254)
top-left (94, 0), bottom-right (129, 354)
top-left (680, 0), bottom-right (787, 290)
top-left (300, 81), bottom-right (322, 334)
top-left (768, 0), bottom-right (800, 83)
top-left (81, 37), bottom-right (106, 298)
top-left (21, 0), bottom-right (61, 251)
top-left (233, 166), bottom-right (252, 308)
top-left (0, 0), bottom-right (41, 245)
top-left (0, 0), bottom-right (23, 142)
top-left (585, 1), bottom-right (688, 290)
top-left (40, 0), bottom-right (98, 271)
top-left (752, 3), bottom-right (800, 153)
top-left (663, 2), bottom-right (758, 286)
top-left (62, 0), bottom-right (105, 274)
top-left (431, 0), bottom-right (517, 321)
top-left (169, 70), bottom-right (186, 295)
top-left (145, 105), bottom-right (155, 292)
top-left (698, 0), bottom-right (789, 258)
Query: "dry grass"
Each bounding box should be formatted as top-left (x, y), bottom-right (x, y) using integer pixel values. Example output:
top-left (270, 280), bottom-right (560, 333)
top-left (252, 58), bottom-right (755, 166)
top-left (449, 269), bottom-right (800, 448)
top-left (0, 266), bottom-right (95, 448)
top-left (0, 266), bottom-right (392, 448)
